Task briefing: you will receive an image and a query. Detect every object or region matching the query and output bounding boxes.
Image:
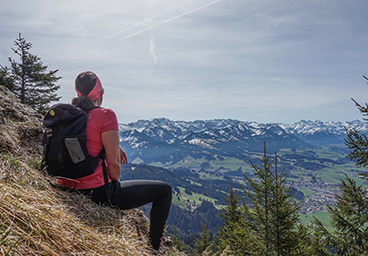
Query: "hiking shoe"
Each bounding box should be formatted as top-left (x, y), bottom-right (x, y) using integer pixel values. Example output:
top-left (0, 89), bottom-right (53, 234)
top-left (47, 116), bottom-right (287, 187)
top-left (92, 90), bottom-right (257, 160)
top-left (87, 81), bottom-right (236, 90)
top-left (152, 249), bottom-right (162, 255)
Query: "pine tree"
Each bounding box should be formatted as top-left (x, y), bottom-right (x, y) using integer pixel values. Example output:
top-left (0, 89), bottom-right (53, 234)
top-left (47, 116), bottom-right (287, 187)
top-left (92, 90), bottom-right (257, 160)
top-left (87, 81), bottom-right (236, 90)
top-left (193, 221), bottom-right (213, 255)
top-left (0, 66), bottom-right (14, 90)
top-left (313, 175), bottom-right (368, 255)
top-left (241, 143), bottom-right (309, 255)
top-left (312, 79), bottom-right (368, 255)
top-left (171, 227), bottom-right (186, 252)
top-left (271, 152), bottom-right (308, 256)
top-left (215, 181), bottom-right (253, 255)
top-left (219, 181), bottom-right (242, 226)
top-left (345, 79), bottom-right (368, 178)
top-left (1, 34), bottom-right (61, 114)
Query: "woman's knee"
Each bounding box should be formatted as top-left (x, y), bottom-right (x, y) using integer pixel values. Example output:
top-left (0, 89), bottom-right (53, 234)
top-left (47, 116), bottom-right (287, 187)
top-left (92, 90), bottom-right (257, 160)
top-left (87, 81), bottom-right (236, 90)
top-left (152, 180), bottom-right (171, 195)
top-left (159, 182), bottom-right (172, 200)
top-left (163, 182), bottom-right (172, 194)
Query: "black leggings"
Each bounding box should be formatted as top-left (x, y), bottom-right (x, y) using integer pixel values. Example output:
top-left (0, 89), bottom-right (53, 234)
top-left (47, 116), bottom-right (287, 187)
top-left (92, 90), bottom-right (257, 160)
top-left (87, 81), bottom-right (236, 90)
top-left (80, 180), bottom-right (172, 250)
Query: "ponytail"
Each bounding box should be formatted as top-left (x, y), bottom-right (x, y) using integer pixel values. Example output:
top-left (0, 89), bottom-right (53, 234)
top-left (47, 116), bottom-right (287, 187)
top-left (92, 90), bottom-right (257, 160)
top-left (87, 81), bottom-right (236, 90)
top-left (71, 95), bottom-right (95, 111)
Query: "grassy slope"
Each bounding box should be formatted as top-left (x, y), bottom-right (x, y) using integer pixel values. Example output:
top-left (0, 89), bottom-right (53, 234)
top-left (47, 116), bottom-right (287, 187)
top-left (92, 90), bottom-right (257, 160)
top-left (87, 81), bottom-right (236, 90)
top-left (0, 86), bottom-right (184, 256)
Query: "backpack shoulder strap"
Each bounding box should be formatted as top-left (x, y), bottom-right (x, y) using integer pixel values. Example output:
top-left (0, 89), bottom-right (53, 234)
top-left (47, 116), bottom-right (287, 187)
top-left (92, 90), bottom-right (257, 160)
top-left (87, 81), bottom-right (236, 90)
top-left (98, 148), bottom-right (112, 206)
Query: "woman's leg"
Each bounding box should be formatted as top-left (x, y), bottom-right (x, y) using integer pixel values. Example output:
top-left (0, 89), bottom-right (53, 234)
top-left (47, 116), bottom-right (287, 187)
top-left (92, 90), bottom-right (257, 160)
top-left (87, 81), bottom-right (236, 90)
top-left (109, 180), bottom-right (172, 250)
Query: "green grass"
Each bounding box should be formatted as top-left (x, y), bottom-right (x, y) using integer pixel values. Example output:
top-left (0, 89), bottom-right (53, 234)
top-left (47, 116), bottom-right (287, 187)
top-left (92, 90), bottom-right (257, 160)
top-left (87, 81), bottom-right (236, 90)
top-left (313, 211), bottom-right (333, 232)
top-left (299, 213), bottom-right (315, 225)
top-left (208, 156), bottom-right (250, 171)
top-left (299, 211), bottom-right (333, 232)
top-left (166, 155), bottom-right (254, 174)
top-left (172, 187), bottom-right (220, 210)
top-left (198, 172), bottom-right (224, 180)
top-left (300, 189), bottom-right (314, 196)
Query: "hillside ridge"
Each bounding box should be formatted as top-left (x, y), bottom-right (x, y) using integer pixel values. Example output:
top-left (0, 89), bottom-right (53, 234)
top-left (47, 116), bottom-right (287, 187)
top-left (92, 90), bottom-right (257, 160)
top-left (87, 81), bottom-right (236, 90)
top-left (0, 87), bottom-right (184, 255)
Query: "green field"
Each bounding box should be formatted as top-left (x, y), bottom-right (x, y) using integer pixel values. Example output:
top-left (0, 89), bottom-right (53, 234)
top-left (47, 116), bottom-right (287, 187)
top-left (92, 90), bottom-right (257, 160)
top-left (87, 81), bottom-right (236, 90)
top-left (299, 211), bottom-right (333, 232)
top-left (172, 186), bottom-right (221, 210)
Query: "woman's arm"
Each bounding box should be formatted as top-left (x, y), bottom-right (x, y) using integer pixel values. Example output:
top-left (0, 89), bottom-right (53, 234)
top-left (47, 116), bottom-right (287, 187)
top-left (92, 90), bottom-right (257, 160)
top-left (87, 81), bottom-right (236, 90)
top-left (101, 130), bottom-right (125, 181)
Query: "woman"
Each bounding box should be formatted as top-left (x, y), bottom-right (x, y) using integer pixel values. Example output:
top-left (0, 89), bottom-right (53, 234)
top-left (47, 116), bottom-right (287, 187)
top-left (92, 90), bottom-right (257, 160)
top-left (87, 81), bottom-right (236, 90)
top-left (57, 71), bottom-right (172, 253)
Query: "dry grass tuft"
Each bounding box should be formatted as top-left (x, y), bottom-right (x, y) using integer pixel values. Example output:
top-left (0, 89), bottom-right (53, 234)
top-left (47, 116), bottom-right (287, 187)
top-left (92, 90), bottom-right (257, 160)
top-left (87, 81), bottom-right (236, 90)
top-left (0, 157), bottom-right (162, 255)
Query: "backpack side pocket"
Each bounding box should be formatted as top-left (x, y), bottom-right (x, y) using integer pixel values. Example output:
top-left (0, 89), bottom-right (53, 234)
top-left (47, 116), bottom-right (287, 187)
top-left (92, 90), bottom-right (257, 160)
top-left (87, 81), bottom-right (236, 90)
top-left (64, 137), bottom-right (86, 164)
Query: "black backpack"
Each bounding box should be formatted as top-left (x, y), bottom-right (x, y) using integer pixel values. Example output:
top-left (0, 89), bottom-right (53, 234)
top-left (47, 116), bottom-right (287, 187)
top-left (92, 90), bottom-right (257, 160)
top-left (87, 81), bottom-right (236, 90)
top-left (41, 103), bottom-right (104, 179)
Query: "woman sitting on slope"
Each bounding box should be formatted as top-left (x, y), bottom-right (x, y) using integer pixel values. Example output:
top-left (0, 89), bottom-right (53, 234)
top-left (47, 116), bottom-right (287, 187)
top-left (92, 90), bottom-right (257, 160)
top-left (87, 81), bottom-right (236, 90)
top-left (57, 71), bottom-right (172, 253)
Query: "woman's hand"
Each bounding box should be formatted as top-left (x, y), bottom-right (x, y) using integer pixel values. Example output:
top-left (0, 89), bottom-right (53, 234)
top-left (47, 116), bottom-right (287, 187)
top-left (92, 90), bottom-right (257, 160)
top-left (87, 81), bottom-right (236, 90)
top-left (120, 147), bottom-right (128, 164)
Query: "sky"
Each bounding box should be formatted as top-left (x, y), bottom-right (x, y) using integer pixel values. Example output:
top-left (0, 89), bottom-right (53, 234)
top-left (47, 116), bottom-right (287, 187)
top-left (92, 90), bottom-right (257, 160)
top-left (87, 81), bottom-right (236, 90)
top-left (0, 0), bottom-right (367, 124)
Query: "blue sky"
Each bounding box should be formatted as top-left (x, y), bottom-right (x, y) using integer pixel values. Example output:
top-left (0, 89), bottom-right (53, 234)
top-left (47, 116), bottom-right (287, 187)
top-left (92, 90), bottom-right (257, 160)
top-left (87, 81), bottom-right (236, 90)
top-left (0, 0), bottom-right (367, 124)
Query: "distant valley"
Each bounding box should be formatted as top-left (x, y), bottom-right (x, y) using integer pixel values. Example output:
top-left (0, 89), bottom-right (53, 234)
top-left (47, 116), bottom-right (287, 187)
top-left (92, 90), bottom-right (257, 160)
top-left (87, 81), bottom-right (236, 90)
top-left (118, 118), bottom-right (368, 235)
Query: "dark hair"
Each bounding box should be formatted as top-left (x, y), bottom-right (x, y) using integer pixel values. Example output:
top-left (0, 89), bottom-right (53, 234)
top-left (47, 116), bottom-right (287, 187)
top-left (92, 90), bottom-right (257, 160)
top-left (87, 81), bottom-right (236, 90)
top-left (71, 95), bottom-right (95, 111)
top-left (72, 72), bottom-right (98, 111)
top-left (75, 72), bottom-right (97, 95)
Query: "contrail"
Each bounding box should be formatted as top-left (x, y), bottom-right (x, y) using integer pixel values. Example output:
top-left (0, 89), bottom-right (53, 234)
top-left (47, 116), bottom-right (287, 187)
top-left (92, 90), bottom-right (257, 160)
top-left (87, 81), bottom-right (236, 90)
top-left (274, 0), bottom-right (302, 28)
top-left (46, 0), bottom-right (198, 65)
top-left (149, 32), bottom-right (158, 64)
top-left (120, 0), bottom-right (221, 42)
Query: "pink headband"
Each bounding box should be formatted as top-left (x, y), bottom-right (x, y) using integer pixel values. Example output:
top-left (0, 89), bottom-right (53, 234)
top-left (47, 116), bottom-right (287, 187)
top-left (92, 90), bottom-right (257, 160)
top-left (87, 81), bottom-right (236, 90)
top-left (75, 72), bottom-right (104, 101)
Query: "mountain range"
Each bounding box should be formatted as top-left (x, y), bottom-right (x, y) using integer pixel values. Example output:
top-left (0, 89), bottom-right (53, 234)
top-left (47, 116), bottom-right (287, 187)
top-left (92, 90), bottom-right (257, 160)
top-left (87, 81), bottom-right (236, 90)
top-left (279, 119), bottom-right (368, 144)
top-left (118, 118), bottom-right (368, 165)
